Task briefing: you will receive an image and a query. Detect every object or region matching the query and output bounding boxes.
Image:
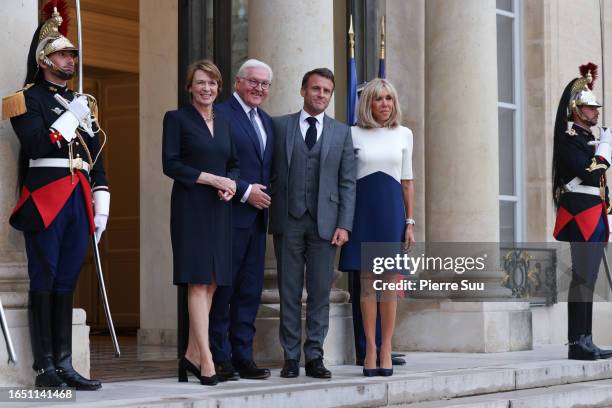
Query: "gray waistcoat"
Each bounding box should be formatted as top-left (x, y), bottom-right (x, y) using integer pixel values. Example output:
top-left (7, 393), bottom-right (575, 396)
top-left (288, 132), bottom-right (323, 219)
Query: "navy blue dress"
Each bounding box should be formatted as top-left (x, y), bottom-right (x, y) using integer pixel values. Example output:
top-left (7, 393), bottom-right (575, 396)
top-left (339, 126), bottom-right (413, 272)
top-left (162, 105), bottom-right (240, 286)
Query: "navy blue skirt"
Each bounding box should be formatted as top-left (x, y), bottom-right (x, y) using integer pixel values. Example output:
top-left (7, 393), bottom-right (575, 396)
top-left (339, 171), bottom-right (405, 272)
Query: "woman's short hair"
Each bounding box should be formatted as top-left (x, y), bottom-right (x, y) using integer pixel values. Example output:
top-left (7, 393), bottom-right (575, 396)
top-left (356, 78), bottom-right (402, 129)
top-left (185, 59), bottom-right (223, 94)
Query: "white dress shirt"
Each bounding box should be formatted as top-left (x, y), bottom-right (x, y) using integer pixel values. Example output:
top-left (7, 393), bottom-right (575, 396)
top-left (299, 109), bottom-right (324, 142)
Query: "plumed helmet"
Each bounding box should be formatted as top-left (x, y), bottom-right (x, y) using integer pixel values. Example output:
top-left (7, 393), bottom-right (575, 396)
top-left (568, 62), bottom-right (602, 122)
top-left (25, 0), bottom-right (77, 85)
top-left (36, 0), bottom-right (78, 63)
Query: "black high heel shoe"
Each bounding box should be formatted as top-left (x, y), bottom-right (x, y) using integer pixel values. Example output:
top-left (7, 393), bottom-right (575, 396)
top-left (362, 367), bottom-right (379, 377)
top-left (178, 357), bottom-right (201, 382)
top-left (200, 374), bottom-right (219, 386)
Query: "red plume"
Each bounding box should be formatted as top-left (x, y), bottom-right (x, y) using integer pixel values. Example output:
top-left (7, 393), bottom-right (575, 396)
top-left (42, 0), bottom-right (70, 36)
top-left (579, 62), bottom-right (598, 90)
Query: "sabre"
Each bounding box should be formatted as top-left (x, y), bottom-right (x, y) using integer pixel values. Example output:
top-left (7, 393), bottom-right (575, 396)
top-left (603, 250), bottom-right (612, 292)
top-left (75, 0), bottom-right (120, 357)
top-left (0, 296), bottom-right (17, 364)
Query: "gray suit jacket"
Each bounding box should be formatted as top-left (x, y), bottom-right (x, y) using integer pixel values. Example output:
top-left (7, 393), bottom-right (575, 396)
top-left (269, 112), bottom-right (356, 240)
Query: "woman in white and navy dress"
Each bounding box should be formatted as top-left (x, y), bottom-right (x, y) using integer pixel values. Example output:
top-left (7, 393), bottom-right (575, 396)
top-left (339, 78), bottom-right (415, 377)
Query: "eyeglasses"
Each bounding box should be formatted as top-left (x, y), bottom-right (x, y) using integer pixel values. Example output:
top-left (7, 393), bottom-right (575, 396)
top-left (239, 77), bottom-right (271, 90)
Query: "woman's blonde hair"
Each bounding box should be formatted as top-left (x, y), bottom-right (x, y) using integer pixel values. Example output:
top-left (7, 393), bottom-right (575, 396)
top-left (185, 59), bottom-right (223, 97)
top-left (356, 78), bottom-right (402, 129)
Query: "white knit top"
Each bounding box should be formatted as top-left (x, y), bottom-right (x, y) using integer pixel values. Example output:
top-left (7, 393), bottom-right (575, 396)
top-left (351, 125), bottom-right (414, 182)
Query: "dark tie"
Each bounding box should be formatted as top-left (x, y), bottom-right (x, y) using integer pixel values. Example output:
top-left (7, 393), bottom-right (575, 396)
top-left (305, 117), bottom-right (317, 150)
top-left (249, 108), bottom-right (265, 158)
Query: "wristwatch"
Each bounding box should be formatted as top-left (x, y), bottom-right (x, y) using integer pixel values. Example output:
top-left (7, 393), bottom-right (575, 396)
top-left (405, 218), bottom-right (415, 225)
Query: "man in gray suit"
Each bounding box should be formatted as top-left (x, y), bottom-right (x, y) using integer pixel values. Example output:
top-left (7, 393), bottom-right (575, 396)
top-left (269, 68), bottom-right (356, 379)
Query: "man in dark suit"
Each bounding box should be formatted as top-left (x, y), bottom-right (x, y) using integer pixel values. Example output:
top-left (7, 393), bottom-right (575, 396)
top-left (209, 59), bottom-right (274, 380)
top-left (270, 68), bottom-right (356, 379)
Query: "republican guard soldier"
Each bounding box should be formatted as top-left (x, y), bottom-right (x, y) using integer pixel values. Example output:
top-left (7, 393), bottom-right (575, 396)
top-left (552, 62), bottom-right (612, 360)
top-left (2, 0), bottom-right (108, 389)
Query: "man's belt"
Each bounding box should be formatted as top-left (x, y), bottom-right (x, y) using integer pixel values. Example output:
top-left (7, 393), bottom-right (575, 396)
top-left (29, 158), bottom-right (89, 173)
top-left (564, 176), bottom-right (601, 196)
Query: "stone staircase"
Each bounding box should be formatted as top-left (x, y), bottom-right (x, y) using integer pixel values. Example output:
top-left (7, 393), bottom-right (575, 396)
top-left (11, 346), bottom-right (612, 408)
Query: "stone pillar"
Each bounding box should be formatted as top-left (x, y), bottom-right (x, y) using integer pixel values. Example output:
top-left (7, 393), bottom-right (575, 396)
top-left (386, 0), bottom-right (426, 242)
top-left (137, 0), bottom-right (179, 347)
top-left (393, 0), bottom-right (532, 352)
top-left (0, 2), bottom-right (89, 385)
top-left (248, 0), bottom-right (353, 365)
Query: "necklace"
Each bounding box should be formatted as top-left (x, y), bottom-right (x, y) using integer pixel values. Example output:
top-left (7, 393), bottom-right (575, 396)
top-left (202, 111), bottom-right (215, 122)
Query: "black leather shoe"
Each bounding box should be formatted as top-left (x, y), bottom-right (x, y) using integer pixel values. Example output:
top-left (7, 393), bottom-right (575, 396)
top-left (52, 292), bottom-right (102, 390)
top-left (391, 356), bottom-right (406, 365)
top-left (568, 334), bottom-right (600, 360)
top-left (585, 334), bottom-right (612, 359)
top-left (305, 358), bottom-right (331, 379)
top-left (280, 359), bottom-right (299, 378)
top-left (215, 361), bottom-right (239, 381)
top-left (235, 360), bottom-right (270, 380)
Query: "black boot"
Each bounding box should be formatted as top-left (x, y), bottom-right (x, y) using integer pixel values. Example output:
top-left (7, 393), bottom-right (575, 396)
top-left (585, 334), bottom-right (612, 359)
top-left (28, 291), bottom-right (68, 388)
top-left (52, 292), bottom-right (102, 391)
top-left (568, 334), bottom-right (600, 360)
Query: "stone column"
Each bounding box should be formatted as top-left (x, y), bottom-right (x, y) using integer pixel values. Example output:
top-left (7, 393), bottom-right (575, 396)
top-left (248, 0), bottom-right (353, 365)
top-left (137, 0), bottom-right (179, 348)
top-left (0, 3), bottom-right (89, 385)
top-left (393, 0), bottom-right (532, 352)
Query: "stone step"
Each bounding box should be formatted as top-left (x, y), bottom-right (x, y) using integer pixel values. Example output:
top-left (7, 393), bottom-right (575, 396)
top-left (17, 354), bottom-right (612, 408)
top-left (404, 378), bottom-right (612, 408)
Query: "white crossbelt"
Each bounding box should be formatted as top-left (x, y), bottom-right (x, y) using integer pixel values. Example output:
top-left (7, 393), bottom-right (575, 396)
top-left (29, 158), bottom-right (90, 173)
top-left (564, 176), bottom-right (600, 196)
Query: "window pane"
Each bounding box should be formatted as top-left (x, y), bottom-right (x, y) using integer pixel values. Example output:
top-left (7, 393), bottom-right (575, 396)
top-left (231, 0), bottom-right (249, 79)
top-left (496, 14), bottom-right (514, 103)
top-left (500, 201), bottom-right (515, 243)
top-left (499, 108), bottom-right (515, 196)
top-left (497, 0), bottom-right (513, 12)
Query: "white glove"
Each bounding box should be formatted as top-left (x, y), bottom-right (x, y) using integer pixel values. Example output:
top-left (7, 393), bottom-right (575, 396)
top-left (67, 95), bottom-right (91, 122)
top-left (50, 96), bottom-right (90, 143)
top-left (596, 140), bottom-right (612, 164)
top-left (94, 214), bottom-right (108, 244)
top-left (93, 190), bottom-right (110, 244)
top-left (601, 128), bottom-right (612, 145)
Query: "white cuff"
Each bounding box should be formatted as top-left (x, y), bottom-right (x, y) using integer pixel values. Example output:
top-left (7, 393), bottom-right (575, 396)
top-left (93, 190), bottom-right (110, 216)
top-left (50, 111), bottom-right (79, 142)
top-left (240, 184), bottom-right (252, 203)
top-left (596, 142), bottom-right (611, 165)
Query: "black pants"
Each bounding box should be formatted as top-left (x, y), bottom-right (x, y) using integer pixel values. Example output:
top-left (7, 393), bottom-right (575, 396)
top-left (567, 242), bottom-right (606, 341)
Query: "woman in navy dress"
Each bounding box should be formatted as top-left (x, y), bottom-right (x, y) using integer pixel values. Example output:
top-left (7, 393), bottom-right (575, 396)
top-left (339, 79), bottom-right (415, 376)
top-left (163, 60), bottom-right (239, 385)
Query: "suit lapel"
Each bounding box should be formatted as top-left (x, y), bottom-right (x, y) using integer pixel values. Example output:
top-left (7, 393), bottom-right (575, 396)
top-left (230, 96), bottom-right (263, 161)
top-left (286, 112), bottom-right (301, 167)
top-left (320, 114), bottom-right (333, 164)
top-left (261, 113), bottom-right (274, 161)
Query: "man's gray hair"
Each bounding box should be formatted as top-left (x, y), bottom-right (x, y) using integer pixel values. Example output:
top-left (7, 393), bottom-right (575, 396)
top-left (236, 59), bottom-right (273, 82)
